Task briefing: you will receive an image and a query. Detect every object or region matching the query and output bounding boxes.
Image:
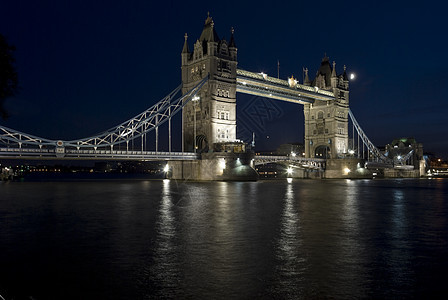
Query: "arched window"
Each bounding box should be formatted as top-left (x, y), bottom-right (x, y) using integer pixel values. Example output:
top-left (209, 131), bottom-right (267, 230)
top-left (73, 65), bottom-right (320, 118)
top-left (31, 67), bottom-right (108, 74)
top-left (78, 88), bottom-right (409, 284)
top-left (318, 111), bottom-right (324, 119)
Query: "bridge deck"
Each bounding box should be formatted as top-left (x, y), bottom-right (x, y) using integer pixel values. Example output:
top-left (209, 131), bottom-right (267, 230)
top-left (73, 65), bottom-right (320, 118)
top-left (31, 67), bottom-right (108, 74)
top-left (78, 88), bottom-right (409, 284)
top-left (0, 148), bottom-right (199, 161)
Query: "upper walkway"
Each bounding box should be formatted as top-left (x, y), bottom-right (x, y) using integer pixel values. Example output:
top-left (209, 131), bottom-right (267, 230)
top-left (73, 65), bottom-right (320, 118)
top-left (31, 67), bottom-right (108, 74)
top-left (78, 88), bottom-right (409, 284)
top-left (236, 69), bottom-right (335, 104)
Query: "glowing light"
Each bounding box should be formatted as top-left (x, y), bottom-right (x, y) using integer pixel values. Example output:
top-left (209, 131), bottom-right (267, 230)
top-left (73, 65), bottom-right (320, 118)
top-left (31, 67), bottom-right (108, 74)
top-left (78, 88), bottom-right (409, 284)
top-left (163, 164), bottom-right (169, 172)
top-left (350, 73), bottom-right (355, 80)
top-left (348, 150), bottom-right (355, 155)
top-left (291, 152), bottom-right (296, 157)
top-left (287, 178), bottom-right (293, 183)
top-left (287, 167), bottom-right (293, 174)
top-left (397, 155), bottom-right (402, 160)
top-left (288, 75), bottom-right (298, 87)
top-left (120, 128), bottom-right (133, 137)
top-left (192, 95), bottom-right (200, 101)
top-left (220, 159), bottom-right (226, 170)
top-left (344, 167), bottom-right (351, 175)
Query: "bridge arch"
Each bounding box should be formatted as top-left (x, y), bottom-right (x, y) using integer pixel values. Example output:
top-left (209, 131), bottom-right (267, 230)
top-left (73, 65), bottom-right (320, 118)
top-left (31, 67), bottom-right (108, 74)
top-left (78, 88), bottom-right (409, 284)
top-left (314, 145), bottom-right (331, 158)
top-left (196, 134), bottom-right (208, 152)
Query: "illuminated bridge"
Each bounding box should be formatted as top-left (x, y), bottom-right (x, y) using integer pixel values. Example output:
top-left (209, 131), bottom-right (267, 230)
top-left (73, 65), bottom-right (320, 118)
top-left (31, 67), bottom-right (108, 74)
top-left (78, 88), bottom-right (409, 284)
top-left (0, 14), bottom-right (419, 179)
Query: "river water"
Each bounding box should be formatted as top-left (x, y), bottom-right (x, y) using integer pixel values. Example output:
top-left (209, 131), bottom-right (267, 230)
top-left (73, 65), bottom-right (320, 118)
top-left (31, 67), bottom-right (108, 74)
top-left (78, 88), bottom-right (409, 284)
top-left (1, 178), bottom-right (447, 299)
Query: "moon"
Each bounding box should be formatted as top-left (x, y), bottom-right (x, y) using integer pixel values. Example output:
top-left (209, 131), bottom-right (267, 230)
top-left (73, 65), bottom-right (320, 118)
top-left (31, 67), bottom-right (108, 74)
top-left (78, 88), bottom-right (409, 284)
top-left (350, 73), bottom-right (355, 80)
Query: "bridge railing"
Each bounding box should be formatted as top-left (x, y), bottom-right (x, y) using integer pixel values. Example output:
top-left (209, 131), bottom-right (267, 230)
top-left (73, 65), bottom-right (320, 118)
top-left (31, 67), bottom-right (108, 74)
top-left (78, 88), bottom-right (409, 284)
top-left (0, 147), bottom-right (199, 160)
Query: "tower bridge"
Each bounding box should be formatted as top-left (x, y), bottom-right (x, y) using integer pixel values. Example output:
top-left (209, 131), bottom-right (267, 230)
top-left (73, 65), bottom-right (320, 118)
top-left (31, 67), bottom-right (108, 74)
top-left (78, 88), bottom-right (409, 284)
top-left (0, 14), bottom-right (424, 180)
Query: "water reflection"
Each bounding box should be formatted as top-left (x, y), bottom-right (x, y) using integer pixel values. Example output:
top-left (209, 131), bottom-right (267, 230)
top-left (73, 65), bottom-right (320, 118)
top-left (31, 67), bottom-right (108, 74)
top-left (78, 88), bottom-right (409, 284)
top-left (339, 181), bottom-right (367, 296)
top-left (149, 179), bottom-right (181, 297)
top-left (274, 183), bottom-right (305, 297)
top-left (388, 188), bottom-right (413, 294)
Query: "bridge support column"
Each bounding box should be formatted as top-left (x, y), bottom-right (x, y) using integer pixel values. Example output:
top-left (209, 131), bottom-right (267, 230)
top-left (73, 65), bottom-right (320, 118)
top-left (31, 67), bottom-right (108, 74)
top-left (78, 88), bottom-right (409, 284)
top-left (324, 158), bottom-right (372, 178)
top-left (169, 152), bottom-right (258, 181)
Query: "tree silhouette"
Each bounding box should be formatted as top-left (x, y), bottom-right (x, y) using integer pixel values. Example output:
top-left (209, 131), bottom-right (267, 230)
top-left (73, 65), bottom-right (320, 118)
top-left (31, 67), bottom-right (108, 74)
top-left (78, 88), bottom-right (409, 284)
top-left (0, 33), bottom-right (19, 120)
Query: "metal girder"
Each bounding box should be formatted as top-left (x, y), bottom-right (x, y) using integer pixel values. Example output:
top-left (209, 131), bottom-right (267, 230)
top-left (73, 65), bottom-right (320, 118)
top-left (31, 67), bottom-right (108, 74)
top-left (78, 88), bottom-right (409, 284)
top-left (348, 109), bottom-right (391, 164)
top-left (0, 76), bottom-right (208, 154)
top-left (254, 155), bottom-right (326, 170)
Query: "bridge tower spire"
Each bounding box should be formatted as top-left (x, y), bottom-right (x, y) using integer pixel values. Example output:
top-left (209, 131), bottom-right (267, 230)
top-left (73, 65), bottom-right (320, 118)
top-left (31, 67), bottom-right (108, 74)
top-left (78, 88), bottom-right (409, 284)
top-left (304, 55), bottom-right (350, 158)
top-left (181, 14), bottom-right (237, 152)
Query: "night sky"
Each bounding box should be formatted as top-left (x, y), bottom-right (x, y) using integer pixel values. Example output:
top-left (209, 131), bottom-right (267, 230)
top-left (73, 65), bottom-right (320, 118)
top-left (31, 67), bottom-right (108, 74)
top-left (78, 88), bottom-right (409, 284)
top-left (1, 1), bottom-right (447, 157)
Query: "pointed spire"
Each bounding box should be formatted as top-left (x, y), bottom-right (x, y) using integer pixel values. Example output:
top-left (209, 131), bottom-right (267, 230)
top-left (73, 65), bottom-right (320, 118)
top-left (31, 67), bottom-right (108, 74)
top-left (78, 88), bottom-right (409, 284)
top-left (182, 33), bottom-right (189, 54)
top-left (331, 61), bottom-right (337, 77)
top-left (229, 27), bottom-right (236, 48)
top-left (199, 12), bottom-right (219, 43)
top-left (205, 11), bottom-right (212, 25)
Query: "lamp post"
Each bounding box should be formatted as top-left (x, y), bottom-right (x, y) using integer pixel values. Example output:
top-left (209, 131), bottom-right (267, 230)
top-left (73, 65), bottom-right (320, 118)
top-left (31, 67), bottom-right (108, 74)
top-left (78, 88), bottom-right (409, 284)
top-left (192, 95), bottom-right (200, 153)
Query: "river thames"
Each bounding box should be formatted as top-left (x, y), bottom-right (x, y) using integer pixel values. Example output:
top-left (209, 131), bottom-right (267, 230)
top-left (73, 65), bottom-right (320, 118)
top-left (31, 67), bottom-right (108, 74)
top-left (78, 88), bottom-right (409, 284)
top-left (1, 178), bottom-right (447, 299)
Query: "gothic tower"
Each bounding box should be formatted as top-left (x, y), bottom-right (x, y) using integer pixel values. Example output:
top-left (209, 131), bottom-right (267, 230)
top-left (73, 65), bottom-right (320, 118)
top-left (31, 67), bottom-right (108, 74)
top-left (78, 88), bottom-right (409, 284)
top-left (181, 14), bottom-right (237, 152)
top-left (303, 55), bottom-right (350, 158)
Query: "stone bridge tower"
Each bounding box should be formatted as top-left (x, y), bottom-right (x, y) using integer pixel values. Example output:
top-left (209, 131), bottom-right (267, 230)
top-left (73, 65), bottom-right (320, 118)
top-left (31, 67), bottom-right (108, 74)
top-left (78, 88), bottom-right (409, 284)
top-left (181, 15), bottom-right (237, 152)
top-left (304, 56), bottom-right (350, 158)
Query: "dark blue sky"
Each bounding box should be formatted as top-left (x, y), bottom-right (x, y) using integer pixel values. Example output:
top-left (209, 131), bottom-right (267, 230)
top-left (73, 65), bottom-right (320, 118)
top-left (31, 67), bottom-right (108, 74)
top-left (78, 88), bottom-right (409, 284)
top-left (1, 1), bottom-right (447, 157)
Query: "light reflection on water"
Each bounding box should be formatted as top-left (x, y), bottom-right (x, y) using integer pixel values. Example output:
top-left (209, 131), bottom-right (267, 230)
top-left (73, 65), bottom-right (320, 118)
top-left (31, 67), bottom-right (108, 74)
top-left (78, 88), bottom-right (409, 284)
top-left (274, 183), bottom-right (306, 297)
top-left (149, 179), bottom-right (179, 297)
top-left (1, 179), bottom-right (448, 299)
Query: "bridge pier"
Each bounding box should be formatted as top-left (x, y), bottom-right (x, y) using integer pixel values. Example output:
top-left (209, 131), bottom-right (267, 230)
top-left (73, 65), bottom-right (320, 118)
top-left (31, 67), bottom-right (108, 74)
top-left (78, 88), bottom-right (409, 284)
top-left (169, 152), bottom-right (258, 181)
top-left (324, 158), bottom-right (372, 179)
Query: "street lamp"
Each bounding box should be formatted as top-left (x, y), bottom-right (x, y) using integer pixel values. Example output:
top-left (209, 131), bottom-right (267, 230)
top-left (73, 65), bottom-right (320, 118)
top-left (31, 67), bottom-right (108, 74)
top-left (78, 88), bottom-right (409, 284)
top-left (192, 95), bottom-right (200, 153)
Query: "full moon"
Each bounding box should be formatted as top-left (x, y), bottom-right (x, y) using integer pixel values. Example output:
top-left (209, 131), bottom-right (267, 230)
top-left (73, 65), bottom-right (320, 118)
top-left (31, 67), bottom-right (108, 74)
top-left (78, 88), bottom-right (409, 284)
top-left (350, 73), bottom-right (355, 80)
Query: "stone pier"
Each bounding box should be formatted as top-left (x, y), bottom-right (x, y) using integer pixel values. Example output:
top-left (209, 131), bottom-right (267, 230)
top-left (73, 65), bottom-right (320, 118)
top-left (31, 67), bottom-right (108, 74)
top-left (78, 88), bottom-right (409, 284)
top-left (169, 152), bottom-right (258, 181)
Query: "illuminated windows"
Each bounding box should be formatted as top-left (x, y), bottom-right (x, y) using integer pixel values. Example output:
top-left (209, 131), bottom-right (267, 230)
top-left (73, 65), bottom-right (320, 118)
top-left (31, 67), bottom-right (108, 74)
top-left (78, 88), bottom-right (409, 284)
top-left (217, 110), bottom-right (230, 120)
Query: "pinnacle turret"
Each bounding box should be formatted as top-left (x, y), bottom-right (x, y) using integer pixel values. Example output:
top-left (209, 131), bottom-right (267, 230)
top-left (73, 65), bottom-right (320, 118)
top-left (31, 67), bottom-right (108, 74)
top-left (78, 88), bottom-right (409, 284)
top-left (343, 65), bottom-right (349, 81)
top-left (331, 61), bottom-right (337, 77)
top-left (229, 27), bottom-right (236, 48)
top-left (182, 33), bottom-right (189, 54)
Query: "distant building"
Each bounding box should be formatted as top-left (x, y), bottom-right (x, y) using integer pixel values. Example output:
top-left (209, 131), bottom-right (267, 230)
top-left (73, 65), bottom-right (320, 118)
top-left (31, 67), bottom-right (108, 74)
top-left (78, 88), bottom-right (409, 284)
top-left (385, 137), bottom-right (424, 169)
top-left (276, 143), bottom-right (304, 156)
